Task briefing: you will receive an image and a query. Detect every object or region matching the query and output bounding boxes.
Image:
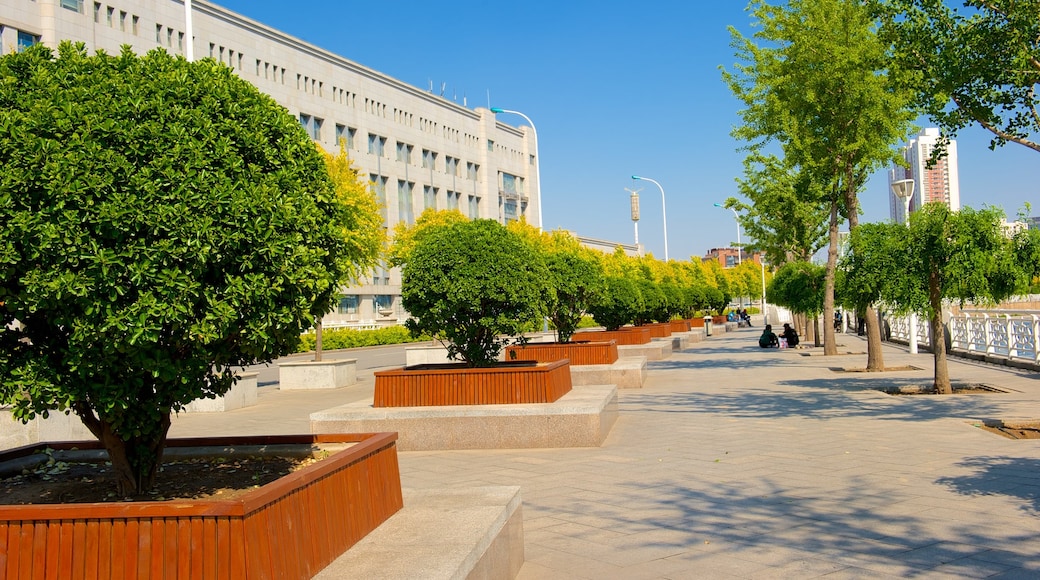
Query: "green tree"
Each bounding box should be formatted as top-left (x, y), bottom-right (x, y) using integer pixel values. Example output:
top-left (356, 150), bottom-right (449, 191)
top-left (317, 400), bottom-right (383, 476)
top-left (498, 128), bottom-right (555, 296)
top-left (879, 0), bottom-right (1040, 154)
top-left (541, 231), bottom-right (606, 342)
top-left (0, 45), bottom-right (361, 494)
top-left (727, 154), bottom-right (829, 266)
top-left (877, 204), bottom-right (1026, 393)
top-left (386, 208), bottom-right (469, 268)
top-left (767, 261), bottom-right (827, 326)
top-left (401, 219), bottom-right (552, 366)
top-left (724, 0), bottom-right (916, 364)
top-left (588, 276), bottom-right (644, 331)
top-left (839, 221), bottom-right (909, 347)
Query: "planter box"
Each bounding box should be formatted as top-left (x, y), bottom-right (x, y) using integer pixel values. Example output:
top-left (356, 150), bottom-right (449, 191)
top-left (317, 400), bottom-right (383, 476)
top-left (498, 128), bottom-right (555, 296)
top-left (572, 327), bottom-right (653, 345)
top-left (279, 358), bottom-right (356, 390)
top-left (689, 317), bottom-right (705, 328)
top-left (0, 433), bottom-right (403, 580)
top-left (638, 322), bottom-right (674, 339)
top-left (713, 315), bottom-right (727, 325)
top-left (505, 340), bottom-right (619, 365)
top-left (669, 319), bottom-right (692, 333)
top-left (373, 360), bottom-right (572, 407)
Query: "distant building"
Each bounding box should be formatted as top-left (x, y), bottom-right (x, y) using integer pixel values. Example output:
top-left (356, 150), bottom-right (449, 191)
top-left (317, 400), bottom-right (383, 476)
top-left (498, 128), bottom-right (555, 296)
top-left (1025, 216), bottom-right (1040, 230)
top-left (890, 128), bottom-right (960, 223)
top-left (2, 0), bottom-right (540, 327)
top-left (574, 235), bottom-right (642, 258)
top-left (703, 248), bottom-right (761, 268)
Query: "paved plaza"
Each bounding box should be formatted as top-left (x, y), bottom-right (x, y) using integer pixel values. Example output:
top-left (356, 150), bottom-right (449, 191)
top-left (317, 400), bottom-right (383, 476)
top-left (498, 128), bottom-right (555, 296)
top-left (169, 325), bottom-right (1040, 579)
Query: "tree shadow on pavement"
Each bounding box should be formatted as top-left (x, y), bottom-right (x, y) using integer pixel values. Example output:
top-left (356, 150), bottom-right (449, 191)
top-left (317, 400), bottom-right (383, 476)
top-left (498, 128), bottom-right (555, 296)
top-left (619, 378), bottom-right (1007, 423)
top-left (937, 456), bottom-right (1040, 515)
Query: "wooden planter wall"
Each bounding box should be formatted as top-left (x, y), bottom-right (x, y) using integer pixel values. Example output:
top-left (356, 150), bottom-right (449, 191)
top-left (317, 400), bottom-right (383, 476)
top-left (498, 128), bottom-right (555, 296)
top-left (0, 433), bottom-right (403, 580)
top-left (669, 320), bottom-right (692, 333)
top-left (689, 318), bottom-right (705, 328)
top-left (505, 340), bottom-right (619, 365)
top-left (638, 323), bottom-right (674, 339)
top-left (572, 326), bottom-right (653, 345)
top-left (373, 359), bottom-right (573, 407)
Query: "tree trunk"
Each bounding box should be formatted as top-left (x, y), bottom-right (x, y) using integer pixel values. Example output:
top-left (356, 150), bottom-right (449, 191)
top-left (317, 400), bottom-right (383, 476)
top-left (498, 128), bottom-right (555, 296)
top-left (844, 176), bottom-right (884, 370)
top-left (930, 271), bottom-right (952, 393)
top-left (864, 305), bottom-right (885, 371)
top-left (75, 403), bottom-right (173, 495)
top-left (813, 316), bottom-right (821, 347)
top-left (314, 318), bottom-right (324, 362)
top-left (822, 200), bottom-right (839, 355)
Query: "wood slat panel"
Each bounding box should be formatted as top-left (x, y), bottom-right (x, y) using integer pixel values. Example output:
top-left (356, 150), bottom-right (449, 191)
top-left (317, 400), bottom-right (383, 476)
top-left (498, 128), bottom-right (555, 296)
top-left (374, 360), bottom-right (572, 407)
top-left (573, 326), bottom-right (654, 345)
top-left (0, 434), bottom-right (403, 580)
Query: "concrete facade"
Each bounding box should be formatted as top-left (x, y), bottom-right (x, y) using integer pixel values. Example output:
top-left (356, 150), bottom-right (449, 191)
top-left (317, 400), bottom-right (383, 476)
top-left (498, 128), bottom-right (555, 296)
top-left (1, 0), bottom-right (541, 327)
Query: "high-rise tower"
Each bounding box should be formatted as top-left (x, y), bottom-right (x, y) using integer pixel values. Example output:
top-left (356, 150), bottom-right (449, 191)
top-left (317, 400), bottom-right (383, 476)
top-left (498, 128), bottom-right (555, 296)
top-left (889, 128), bottom-right (960, 223)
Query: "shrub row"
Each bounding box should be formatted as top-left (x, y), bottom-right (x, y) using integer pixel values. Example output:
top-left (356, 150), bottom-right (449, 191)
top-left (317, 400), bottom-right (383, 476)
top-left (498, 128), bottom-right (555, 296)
top-left (297, 325), bottom-right (430, 352)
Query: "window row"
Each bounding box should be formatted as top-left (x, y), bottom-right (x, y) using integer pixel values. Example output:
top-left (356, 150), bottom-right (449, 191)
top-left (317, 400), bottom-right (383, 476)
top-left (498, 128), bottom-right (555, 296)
top-left (370, 174), bottom-right (481, 226)
top-left (336, 295), bottom-right (396, 316)
top-left (92, 3), bottom-right (138, 35)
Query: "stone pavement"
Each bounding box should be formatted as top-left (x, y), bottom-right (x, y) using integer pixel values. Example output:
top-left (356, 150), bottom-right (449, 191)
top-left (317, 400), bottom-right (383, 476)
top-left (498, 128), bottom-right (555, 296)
top-left (170, 326), bottom-right (1040, 579)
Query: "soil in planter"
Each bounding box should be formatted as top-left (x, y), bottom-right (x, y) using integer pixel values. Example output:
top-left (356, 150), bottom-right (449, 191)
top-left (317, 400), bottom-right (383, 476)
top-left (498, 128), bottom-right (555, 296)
top-left (1, 453), bottom-right (313, 505)
top-left (973, 421), bottom-right (1040, 440)
top-left (877, 383), bottom-right (1006, 395)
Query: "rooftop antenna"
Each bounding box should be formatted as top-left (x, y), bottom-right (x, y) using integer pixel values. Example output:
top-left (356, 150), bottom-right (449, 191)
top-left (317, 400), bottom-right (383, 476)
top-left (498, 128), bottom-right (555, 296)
top-left (624, 187), bottom-right (643, 249)
top-left (440, 82), bottom-right (446, 97)
top-left (428, 79), bottom-right (433, 93)
top-left (487, 89), bottom-right (491, 110)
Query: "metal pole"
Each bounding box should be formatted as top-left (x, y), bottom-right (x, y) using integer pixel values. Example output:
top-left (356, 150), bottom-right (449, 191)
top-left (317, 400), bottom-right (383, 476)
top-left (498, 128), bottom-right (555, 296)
top-left (184, 0), bottom-right (193, 61)
top-left (490, 108), bottom-right (542, 231)
top-left (632, 176), bottom-right (668, 261)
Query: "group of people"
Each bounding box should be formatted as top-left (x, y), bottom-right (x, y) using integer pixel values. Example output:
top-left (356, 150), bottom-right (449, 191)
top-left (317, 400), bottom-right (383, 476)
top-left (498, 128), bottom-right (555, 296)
top-left (758, 323), bottom-right (799, 349)
top-left (726, 308), bottom-right (753, 327)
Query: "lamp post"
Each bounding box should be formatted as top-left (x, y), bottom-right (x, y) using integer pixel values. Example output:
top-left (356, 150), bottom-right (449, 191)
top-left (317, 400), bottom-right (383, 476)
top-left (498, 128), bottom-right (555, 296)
top-left (891, 178), bottom-right (918, 354)
top-left (490, 108), bottom-right (542, 231)
top-left (714, 203), bottom-right (742, 265)
top-left (631, 175), bottom-right (668, 261)
top-left (184, 0), bottom-right (193, 61)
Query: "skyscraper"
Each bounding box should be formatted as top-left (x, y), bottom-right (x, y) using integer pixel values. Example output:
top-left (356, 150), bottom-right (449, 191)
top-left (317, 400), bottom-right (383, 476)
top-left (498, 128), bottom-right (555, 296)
top-left (889, 128), bottom-right (960, 223)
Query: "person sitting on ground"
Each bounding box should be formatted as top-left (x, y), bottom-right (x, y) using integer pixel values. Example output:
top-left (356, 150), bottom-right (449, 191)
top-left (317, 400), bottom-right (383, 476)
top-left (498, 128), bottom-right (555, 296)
top-left (759, 324), bottom-right (779, 348)
top-left (781, 323), bottom-right (800, 348)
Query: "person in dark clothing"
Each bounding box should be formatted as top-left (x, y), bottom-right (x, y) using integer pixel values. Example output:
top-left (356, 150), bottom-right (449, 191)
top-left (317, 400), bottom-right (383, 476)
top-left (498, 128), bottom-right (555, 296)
top-left (759, 324), bottom-right (779, 348)
top-left (781, 323), bottom-right (800, 348)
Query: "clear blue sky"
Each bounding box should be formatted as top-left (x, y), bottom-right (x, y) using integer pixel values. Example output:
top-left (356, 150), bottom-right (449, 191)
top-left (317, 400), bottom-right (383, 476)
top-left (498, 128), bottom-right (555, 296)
top-left (216, 0), bottom-right (1038, 262)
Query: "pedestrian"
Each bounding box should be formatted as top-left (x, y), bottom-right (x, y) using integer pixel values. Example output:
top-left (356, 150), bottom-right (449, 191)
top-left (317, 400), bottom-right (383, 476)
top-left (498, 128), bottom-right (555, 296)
top-left (759, 324), bottom-right (779, 348)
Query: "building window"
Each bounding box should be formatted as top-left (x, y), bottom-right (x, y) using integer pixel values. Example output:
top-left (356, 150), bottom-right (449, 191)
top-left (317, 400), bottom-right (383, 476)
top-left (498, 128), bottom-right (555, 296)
top-left (487, 139), bottom-right (494, 152)
top-left (337, 295), bottom-right (359, 315)
top-left (334, 124), bottom-right (355, 149)
top-left (374, 295), bottom-right (393, 316)
top-left (424, 186), bottom-right (437, 211)
top-left (467, 162), bottom-right (479, 181)
top-left (447, 191), bottom-right (460, 211)
top-left (367, 134), bottom-right (386, 156)
top-left (468, 195), bottom-right (479, 219)
top-left (132, 15), bottom-right (139, 35)
top-left (298, 114), bottom-right (322, 141)
top-left (93, 2), bottom-right (100, 22)
top-left (17, 31), bottom-right (40, 52)
top-left (60, 0), bottom-right (83, 13)
top-left (119, 11), bottom-right (127, 31)
top-left (445, 156), bottom-right (458, 177)
top-left (398, 181), bottom-right (414, 225)
top-left (530, 154), bottom-right (536, 166)
top-left (370, 174), bottom-right (388, 222)
top-left (155, 23), bottom-right (162, 43)
top-left (421, 149), bottom-right (437, 170)
top-left (395, 142), bottom-right (412, 164)
top-left (501, 172), bottom-right (522, 195)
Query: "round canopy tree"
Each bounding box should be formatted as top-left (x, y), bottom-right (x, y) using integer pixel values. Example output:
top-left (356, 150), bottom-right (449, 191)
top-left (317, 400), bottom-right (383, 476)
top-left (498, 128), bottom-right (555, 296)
top-left (401, 219), bottom-right (552, 366)
top-left (0, 44), bottom-right (365, 494)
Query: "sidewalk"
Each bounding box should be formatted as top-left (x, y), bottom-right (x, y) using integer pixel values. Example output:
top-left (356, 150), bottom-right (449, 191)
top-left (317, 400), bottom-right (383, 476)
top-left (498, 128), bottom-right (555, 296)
top-left (172, 327), bottom-right (1040, 579)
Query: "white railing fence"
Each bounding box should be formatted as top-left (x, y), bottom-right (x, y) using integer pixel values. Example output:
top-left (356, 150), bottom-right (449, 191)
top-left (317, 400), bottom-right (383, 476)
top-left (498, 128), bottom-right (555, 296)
top-left (887, 310), bottom-right (1040, 366)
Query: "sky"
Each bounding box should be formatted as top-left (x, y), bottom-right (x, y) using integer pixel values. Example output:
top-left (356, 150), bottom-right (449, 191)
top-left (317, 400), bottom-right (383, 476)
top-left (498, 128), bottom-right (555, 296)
top-left (215, 0), bottom-right (1038, 262)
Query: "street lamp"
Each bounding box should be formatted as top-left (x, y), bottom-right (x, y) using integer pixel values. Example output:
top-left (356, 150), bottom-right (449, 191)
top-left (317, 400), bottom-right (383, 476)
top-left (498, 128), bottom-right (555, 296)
top-left (891, 178), bottom-right (918, 354)
top-left (184, 0), bottom-right (193, 61)
top-left (631, 175), bottom-right (668, 261)
top-left (490, 108), bottom-right (542, 231)
top-left (714, 203), bottom-right (741, 265)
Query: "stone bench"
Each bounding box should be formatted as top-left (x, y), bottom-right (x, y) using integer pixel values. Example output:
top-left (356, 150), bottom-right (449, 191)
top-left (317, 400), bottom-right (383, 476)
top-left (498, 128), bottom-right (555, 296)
top-left (310, 385), bottom-right (618, 451)
top-left (618, 341), bottom-right (672, 361)
top-left (279, 358), bottom-right (356, 390)
top-left (570, 356), bottom-right (647, 389)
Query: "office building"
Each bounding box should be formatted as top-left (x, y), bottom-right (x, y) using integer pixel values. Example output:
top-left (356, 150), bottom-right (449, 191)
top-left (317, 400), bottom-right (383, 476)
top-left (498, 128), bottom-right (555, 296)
top-left (889, 128), bottom-right (960, 223)
top-left (2, 0), bottom-right (541, 327)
